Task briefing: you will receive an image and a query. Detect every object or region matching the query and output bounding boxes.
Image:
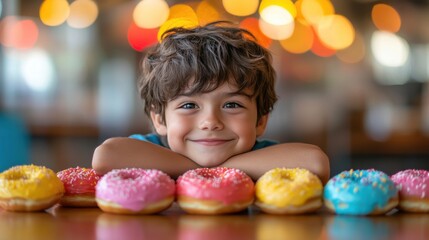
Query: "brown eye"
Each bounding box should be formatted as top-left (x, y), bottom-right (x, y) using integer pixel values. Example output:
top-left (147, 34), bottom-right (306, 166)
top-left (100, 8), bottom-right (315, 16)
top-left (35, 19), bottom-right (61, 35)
top-left (224, 102), bottom-right (242, 108)
top-left (180, 103), bottom-right (198, 109)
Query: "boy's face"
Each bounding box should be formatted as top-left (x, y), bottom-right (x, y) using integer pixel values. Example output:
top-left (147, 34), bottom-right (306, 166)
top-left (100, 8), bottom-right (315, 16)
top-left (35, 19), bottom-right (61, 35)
top-left (151, 81), bottom-right (268, 167)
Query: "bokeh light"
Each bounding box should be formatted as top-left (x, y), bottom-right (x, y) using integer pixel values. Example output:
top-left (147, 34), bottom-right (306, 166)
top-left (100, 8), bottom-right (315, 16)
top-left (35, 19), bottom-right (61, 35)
top-left (298, 0), bottom-right (335, 25)
top-left (0, 17), bottom-right (39, 49)
top-left (168, 4), bottom-right (198, 22)
top-left (280, 19), bottom-right (313, 54)
top-left (157, 17), bottom-right (199, 41)
top-left (260, 4), bottom-right (294, 26)
top-left (133, 0), bottom-right (169, 29)
top-left (39, 0), bottom-right (70, 26)
top-left (14, 20), bottom-right (39, 49)
top-left (196, 1), bottom-right (220, 26)
top-left (222, 0), bottom-right (259, 17)
top-left (315, 14), bottom-right (355, 50)
top-left (239, 17), bottom-right (272, 49)
top-left (311, 27), bottom-right (336, 57)
top-left (67, 0), bottom-right (99, 29)
top-left (127, 22), bottom-right (158, 51)
top-left (371, 31), bottom-right (409, 67)
top-left (21, 49), bottom-right (55, 92)
top-left (259, 16), bottom-right (294, 40)
top-left (336, 31), bottom-right (366, 63)
top-left (371, 3), bottom-right (401, 33)
top-left (258, 4), bottom-right (295, 40)
top-left (259, 0), bottom-right (297, 18)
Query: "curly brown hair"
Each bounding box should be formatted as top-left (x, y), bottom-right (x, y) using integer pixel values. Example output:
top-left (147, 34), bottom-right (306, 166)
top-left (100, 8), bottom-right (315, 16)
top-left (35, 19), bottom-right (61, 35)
top-left (139, 21), bottom-right (277, 124)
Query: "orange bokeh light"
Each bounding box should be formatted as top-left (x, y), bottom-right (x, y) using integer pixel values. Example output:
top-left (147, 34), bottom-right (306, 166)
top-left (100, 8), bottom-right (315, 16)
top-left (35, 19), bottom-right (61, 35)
top-left (223, 0), bottom-right (259, 17)
top-left (372, 3), bottom-right (401, 33)
top-left (311, 27), bottom-right (335, 57)
top-left (315, 14), bottom-right (355, 50)
top-left (280, 19), bottom-right (313, 54)
top-left (168, 4), bottom-right (198, 22)
top-left (127, 22), bottom-right (158, 51)
top-left (196, 1), bottom-right (220, 26)
top-left (39, 0), bottom-right (70, 26)
top-left (157, 17), bottom-right (198, 41)
top-left (239, 17), bottom-right (272, 49)
top-left (298, 0), bottom-right (334, 25)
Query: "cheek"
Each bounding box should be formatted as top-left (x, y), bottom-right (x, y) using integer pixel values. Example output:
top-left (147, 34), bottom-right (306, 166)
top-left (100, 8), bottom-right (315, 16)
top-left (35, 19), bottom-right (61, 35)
top-left (229, 119), bottom-right (258, 139)
top-left (165, 117), bottom-right (191, 137)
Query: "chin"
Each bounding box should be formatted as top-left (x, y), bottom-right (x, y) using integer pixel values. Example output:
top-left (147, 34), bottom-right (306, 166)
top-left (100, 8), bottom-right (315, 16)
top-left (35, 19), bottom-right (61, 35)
top-left (195, 159), bottom-right (226, 168)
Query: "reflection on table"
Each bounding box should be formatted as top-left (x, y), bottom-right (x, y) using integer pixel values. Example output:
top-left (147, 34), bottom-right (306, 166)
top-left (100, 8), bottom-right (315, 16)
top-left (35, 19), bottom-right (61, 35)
top-left (0, 204), bottom-right (429, 240)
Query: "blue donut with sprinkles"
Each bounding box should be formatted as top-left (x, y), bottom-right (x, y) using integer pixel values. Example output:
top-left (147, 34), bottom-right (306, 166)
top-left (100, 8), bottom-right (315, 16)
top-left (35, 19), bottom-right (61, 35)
top-left (324, 169), bottom-right (398, 215)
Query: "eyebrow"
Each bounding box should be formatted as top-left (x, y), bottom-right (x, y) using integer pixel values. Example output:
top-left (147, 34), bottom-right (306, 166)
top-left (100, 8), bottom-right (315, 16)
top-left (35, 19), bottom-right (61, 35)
top-left (226, 91), bottom-right (253, 99)
top-left (176, 90), bottom-right (253, 99)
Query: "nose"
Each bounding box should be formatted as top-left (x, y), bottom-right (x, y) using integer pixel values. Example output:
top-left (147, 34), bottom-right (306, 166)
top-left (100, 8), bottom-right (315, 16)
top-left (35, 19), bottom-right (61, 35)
top-left (198, 109), bottom-right (224, 131)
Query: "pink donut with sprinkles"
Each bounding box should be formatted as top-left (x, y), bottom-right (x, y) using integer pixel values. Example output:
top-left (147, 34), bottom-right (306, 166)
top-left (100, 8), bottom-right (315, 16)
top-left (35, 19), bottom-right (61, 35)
top-left (57, 167), bottom-right (101, 207)
top-left (391, 169), bottom-right (429, 212)
top-left (95, 168), bottom-right (175, 214)
top-left (176, 167), bottom-right (254, 214)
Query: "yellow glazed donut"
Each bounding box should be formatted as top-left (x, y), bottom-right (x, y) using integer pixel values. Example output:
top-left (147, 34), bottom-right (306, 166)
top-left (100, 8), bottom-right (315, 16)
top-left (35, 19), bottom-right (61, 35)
top-left (0, 165), bottom-right (65, 211)
top-left (255, 168), bottom-right (323, 214)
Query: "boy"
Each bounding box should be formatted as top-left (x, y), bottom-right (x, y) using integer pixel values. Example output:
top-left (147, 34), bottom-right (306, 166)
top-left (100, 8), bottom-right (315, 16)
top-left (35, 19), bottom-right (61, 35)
top-left (92, 22), bottom-right (330, 183)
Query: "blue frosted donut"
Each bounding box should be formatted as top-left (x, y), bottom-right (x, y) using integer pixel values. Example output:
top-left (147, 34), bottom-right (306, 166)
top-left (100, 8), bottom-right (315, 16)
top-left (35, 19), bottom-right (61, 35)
top-left (324, 169), bottom-right (398, 215)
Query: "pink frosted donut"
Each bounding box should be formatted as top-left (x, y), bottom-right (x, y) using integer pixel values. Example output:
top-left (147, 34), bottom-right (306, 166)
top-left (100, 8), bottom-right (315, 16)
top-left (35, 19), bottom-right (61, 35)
top-left (95, 168), bottom-right (175, 214)
top-left (176, 167), bottom-right (254, 214)
top-left (391, 169), bottom-right (429, 212)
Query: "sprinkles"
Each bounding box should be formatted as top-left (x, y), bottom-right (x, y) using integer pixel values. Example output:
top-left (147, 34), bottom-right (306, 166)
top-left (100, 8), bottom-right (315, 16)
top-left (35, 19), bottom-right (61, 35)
top-left (324, 169), bottom-right (398, 215)
top-left (391, 169), bottom-right (429, 212)
top-left (95, 168), bottom-right (175, 213)
top-left (57, 167), bottom-right (100, 195)
top-left (176, 167), bottom-right (254, 214)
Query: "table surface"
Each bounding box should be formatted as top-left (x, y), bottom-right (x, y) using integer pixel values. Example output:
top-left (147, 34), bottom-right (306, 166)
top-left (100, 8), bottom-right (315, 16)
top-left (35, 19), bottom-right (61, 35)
top-left (1, 204), bottom-right (428, 240)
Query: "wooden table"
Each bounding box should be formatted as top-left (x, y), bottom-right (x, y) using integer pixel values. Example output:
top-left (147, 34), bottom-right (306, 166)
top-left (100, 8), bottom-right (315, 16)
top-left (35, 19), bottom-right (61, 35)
top-left (1, 204), bottom-right (428, 240)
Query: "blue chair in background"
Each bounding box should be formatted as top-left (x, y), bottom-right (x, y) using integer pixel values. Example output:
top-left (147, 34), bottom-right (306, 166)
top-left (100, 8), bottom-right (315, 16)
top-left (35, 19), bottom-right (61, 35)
top-left (0, 113), bottom-right (29, 172)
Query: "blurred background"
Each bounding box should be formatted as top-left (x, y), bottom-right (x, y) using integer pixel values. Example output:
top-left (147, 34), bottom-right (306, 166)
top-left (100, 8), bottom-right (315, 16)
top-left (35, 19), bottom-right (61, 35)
top-left (0, 0), bottom-right (428, 175)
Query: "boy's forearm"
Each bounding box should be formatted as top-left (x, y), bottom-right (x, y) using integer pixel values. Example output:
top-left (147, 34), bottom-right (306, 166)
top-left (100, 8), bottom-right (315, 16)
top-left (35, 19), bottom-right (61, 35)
top-left (221, 143), bottom-right (330, 184)
top-left (92, 137), bottom-right (200, 179)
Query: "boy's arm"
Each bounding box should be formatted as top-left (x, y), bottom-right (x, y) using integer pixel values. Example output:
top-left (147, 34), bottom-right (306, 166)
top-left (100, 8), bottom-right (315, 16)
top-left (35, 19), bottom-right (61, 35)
top-left (92, 137), bottom-right (200, 178)
top-left (220, 143), bottom-right (330, 184)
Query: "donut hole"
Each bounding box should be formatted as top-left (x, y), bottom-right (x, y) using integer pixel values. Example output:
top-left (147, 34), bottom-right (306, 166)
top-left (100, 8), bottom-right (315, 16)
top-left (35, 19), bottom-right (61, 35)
top-left (4, 172), bottom-right (28, 181)
top-left (117, 172), bottom-right (137, 181)
top-left (279, 172), bottom-right (293, 182)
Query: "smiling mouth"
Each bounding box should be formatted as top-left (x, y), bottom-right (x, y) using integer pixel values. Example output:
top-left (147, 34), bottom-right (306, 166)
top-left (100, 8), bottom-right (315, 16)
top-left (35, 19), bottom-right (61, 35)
top-left (190, 139), bottom-right (232, 146)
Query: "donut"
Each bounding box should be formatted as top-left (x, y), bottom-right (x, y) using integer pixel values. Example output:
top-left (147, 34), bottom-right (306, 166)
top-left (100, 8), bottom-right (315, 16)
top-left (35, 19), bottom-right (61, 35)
top-left (176, 167), bottom-right (254, 214)
top-left (391, 169), bottom-right (429, 212)
top-left (57, 167), bottom-right (101, 207)
top-left (324, 169), bottom-right (398, 215)
top-left (95, 168), bottom-right (175, 214)
top-left (254, 168), bottom-right (323, 214)
top-left (0, 165), bottom-right (64, 211)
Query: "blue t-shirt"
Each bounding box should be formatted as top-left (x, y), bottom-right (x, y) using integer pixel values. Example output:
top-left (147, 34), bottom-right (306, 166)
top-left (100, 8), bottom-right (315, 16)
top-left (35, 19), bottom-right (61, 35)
top-left (129, 133), bottom-right (278, 150)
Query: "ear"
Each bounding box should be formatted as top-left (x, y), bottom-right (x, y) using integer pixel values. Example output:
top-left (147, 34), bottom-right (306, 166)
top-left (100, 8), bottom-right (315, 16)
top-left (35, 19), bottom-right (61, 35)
top-left (256, 114), bottom-right (269, 137)
top-left (150, 111), bottom-right (167, 136)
